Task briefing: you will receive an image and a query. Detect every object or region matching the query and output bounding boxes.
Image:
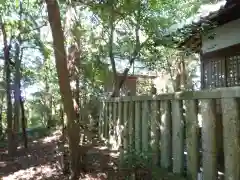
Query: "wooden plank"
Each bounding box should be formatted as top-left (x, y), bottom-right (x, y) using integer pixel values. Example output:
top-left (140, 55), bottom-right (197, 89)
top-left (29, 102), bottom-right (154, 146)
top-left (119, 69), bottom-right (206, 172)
top-left (123, 101), bottom-right (129, 153)
top-left (104, 102), bottom-right (109, 139)
top-left (135, 101), bottom-right (141, 153)
top-left (118, 101), bottom-right (123, 148)
top-left (99, 101), bottom-right (105, 138)
top-left (104, 86), bottom-right (240, 102)
top-left (142, 100), bottom-right (150, 152)
top-left (185, 99), bottom-right (199, 180)
top-left (108, 102), bottom-right (113, 140)
top-left (201, 99), bottom-right (217, 180)
top-left (172, 100), bottom-right (184, 174)
top-left (112, 102), bottom-right (117, 148)
top-left (128, 100), bottom-right (135, 150)
top-left (150, 100), bottom-right (160, 165)
top-left (160, 100), bottom-right (172, 169)
top-left (221, 97), bottom-right (240, 180)
top-left (118, 101), bottom-right (124, 166)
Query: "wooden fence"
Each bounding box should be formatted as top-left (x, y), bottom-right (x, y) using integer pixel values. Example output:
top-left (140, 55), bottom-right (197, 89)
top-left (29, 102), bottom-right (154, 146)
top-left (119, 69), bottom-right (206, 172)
top-left (98, 87), bottom-right (240, 180)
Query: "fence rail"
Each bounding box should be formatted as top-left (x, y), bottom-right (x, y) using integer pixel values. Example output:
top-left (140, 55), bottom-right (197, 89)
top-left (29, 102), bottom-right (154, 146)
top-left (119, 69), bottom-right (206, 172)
top-left (98, 87), bottom-right (240, 180)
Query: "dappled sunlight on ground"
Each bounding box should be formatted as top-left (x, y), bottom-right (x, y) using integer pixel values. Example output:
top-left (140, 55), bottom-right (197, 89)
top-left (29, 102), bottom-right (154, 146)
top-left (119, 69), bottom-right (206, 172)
top-left (0, 130), bottom-right (122, 180)
top-left (0, 129), bottom-right (184, 180)
top-left (2, 163), bottom-right (63, 180)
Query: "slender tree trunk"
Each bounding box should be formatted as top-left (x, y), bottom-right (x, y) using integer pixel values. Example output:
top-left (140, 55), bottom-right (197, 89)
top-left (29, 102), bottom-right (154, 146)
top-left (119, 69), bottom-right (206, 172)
top-left (108, 1), bottom-right (118, 96)
top-left (0, 62), bottom-right (5, 138)
top-left (1, 22), bottom-right (15, 156)
top-left (13, 42), bottom-right (21, 145)
top-left (111, 0), bottom-right (142, 97)
top-left (45, 0), bottom-right (81, 179)
top-left (20, 97), bottom-right (27, 148)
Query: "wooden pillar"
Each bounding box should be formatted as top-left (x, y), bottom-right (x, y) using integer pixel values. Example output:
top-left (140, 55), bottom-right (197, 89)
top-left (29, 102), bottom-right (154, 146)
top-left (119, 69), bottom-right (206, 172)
top-left (221, 96), bottom-right (240, 180)
top-left (201, 99), bottom-right (217, 180)
top-left (160, 100), bottom-right (172, 169)
top-left (185, 99), bottom-right (199, 180)
top-left (172, 100), bottom-right (184, 174)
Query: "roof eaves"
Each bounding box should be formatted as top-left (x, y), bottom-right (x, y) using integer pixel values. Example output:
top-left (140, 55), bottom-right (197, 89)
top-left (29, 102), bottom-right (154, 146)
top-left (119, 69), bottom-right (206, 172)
top-left (154, 1), bottom-right (228, 50)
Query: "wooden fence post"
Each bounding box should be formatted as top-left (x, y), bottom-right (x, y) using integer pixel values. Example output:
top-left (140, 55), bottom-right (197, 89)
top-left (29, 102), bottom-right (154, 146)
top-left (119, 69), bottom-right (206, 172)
top-left (98, 101), bottom-right (103, 138)
top-left (150, 100), bottom-right (160, 165)
top-left (201, 99), bottom-right (217, 180)
top-left (185, 99), bottom-right (199, 180)
top-left (221, 96), bottom-right (240, 180)
top-left (118, 101), bottom-right (124, 166)
top-left (104, 102), bottom-right (109, 139)
top-left (128, 99), bottom-right (135, 151)
top-left (160, 100), bottom-right (172, 169)
top-left (123, 101), bottom-right (129, 153)
top-left (112, 102), bottom-right (117, 149)
top-left (135, 101), bottom-right (141, 153)
top-left (142, 100), bottom-right (150, 153)
top-left (172, 100), bottom-right (184, 174)
top-left (108, 102), bottom-right (113, 141)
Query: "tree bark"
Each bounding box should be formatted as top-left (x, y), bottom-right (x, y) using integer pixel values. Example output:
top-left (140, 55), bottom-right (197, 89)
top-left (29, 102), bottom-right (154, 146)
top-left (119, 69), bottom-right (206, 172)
top-left (45, 0), bottom-right (81, 179)
top-left (13, 42), bottom-right (21, 143)
top-left (20, 97), bottom-right (27, 148)
top-left (1, 22), bottom-right (15, 156)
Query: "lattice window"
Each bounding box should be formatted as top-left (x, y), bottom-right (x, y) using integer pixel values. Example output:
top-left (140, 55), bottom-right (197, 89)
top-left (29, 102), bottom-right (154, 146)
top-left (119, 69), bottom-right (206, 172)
top-left (203, 58), bottom-right (225, 89)
top-left (226, 54), bottom-right (240, 86)
top-left (202, 54), bottom-right (240, 114)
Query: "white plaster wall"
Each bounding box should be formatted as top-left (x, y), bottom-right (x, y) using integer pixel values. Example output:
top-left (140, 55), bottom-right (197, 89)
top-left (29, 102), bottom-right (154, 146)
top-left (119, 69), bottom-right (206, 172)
top-left (202, 18), bottom-right (240, 53)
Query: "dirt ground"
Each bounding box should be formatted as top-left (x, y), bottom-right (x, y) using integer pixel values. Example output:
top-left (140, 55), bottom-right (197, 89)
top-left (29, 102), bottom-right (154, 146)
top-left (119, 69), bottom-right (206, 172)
top-left (0, 131), bottom-right (185, 180)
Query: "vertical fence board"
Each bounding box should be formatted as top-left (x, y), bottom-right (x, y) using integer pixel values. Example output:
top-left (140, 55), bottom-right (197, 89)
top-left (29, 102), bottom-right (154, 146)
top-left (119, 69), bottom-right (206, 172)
top-left (118, 101), bottom-right (124, 166)
top-left (104, 102), bottom-right (109, 139)
top-left (98, 101), bottom-right (104, 138)
top-left (128, 100), bottom-right (135, 151)
top-left (118, 101), bottom-right (123, 147)
top-left (172, 100), bottom-right (184, 174)
top-left (123, 101), bottom-right (129, 152)
top-left (185, 100), bottom-right (199, 180)
top-left (151, 100), bottom-right (160, 165)
top-left (108, 102), bottom-right (113, 141)
top-left (142, 100), bottom-right (150, 153)
top-left (160, 100), bottom-right (172, 169)
top-left (221, 97), bottom-right (240, 180)
top-left (112, 102), bottom-right (117, 149)
top-left (201, 99), bottom-right (217, 180)
top-left (135, 101), bottom-right (141, 153)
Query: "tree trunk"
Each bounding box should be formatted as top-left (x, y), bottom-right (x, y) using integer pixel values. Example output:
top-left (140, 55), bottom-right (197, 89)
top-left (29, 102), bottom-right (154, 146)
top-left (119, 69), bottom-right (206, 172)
top-left (45, 0), bottom-right (81, 179)
top-left (111, 1), bottom-right (142, 97)
top-left (1, 23), bottom-right (15, 156)
top-left (20, 97), bottom-right (27, 148)
top-left (0, 62), bottom-right (5, 138)
top-left (13, 42), bottom-right (21, 147)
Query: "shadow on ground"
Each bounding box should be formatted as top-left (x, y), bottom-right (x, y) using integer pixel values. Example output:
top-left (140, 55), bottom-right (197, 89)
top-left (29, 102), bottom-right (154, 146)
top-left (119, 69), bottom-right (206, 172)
top-left (0, 130), bottom-right (186, 180)
top-left (0, 130), bottom-right (121, 180)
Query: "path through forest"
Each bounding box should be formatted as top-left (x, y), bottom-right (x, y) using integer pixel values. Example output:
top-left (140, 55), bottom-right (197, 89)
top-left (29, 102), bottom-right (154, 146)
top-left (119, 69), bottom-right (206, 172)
top-left (0, 130), bottom-right (186, 180)
top-left (0, 130), bottom-right (122, 180)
